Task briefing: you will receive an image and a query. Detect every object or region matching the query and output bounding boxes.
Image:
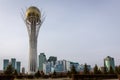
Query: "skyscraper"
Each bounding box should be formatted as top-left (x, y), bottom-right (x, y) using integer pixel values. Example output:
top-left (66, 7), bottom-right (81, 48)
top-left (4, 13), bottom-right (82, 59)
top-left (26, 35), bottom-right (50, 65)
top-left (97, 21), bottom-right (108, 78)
top-left (3, 59), bottom-right (9, 71)
top-left (39, 53), bottom-right (46, 71)
top-left (104, 56), bottom-right (115, 71)
top-left (43, 62), bottom-right (51, 75)
top-left (11, 58), bottom-right (16, 70)
top-left (24, 6), bottom-right (44, 74)
top-left (54, 60), bottom-right (64, 72)
top-left (16, 61), bottom-right (21, 73)
top-left (22, 67), bottom-right (25, 74)
top-left (48, 56), bottom-right (57, 65)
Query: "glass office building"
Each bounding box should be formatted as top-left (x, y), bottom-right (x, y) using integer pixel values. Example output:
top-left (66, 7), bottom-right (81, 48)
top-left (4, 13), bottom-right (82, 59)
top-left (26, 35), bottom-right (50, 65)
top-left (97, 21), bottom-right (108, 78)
top-left (39, 53), bottom-right (46, 71)
top-left (48, 56), bottom-right (57, 65)
top-left (16, 61), bottom-right (21, 73)
top-left (104, 56), bottom-right (115, 71)
top-left (3, 59), bottom-right (9, 70)
top-left (11, 58), bottom-right (16, 69)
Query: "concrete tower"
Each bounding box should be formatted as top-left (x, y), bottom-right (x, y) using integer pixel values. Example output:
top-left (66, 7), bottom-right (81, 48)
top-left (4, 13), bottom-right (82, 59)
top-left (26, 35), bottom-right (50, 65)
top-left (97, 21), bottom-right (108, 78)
top-left (25, 6), bottom-right (44, 74)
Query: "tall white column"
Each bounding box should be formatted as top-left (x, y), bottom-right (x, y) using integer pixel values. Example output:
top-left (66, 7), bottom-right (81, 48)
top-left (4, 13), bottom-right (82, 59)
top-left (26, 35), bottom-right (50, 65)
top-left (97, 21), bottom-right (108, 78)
top-left (25, 6), bottom-right (44, 74)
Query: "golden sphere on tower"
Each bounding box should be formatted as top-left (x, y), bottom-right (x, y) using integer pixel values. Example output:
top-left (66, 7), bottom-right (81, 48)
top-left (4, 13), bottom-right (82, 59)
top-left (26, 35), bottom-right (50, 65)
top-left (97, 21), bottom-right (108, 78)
top-left (26, 6), bottom-right (41, 19)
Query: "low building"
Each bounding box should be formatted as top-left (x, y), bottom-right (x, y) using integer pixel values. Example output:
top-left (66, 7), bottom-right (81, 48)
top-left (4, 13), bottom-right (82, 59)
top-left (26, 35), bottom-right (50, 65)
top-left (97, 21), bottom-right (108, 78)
top-left (78, 64), bottom-right (91, 73)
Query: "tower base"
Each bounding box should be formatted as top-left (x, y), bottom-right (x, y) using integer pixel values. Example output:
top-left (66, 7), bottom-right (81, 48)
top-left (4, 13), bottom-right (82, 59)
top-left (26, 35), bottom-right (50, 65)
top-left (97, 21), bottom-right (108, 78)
top-left (28, 71), bottom-right (36, 75)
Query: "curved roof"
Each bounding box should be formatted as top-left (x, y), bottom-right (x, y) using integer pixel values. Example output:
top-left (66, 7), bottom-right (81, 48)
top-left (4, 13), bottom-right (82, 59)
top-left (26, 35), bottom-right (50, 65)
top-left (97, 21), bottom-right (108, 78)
top-left (26, 6), bottom-right (41, 18)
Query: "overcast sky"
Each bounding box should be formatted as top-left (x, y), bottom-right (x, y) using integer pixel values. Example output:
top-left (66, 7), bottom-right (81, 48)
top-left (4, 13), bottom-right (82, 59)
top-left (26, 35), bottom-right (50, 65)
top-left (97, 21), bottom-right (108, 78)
top-left (0, 0), bottom-right (120, 71)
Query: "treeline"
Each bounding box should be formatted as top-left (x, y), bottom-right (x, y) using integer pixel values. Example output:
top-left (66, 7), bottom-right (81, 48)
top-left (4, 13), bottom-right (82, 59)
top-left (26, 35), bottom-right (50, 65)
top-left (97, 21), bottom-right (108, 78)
top-left (1, 64), bottom-right (120, 79)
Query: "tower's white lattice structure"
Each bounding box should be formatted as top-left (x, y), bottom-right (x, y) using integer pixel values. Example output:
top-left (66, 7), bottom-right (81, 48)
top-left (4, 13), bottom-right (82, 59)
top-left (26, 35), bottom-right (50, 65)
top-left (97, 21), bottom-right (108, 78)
top-left (25, 6), bottom-right (44, 74)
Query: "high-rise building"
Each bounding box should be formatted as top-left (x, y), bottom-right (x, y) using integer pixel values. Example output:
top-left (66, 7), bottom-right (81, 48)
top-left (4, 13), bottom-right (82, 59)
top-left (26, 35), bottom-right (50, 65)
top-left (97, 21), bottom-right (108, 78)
top-left (39, 53), bottom-right (46, 71)
top-left (16, 61), bottom-right (21, 73)
top-left (3, 59), bottom-right (9, 70)
top-left (104, 56), bottom-right (115, 71)
top-left (22, 67), bottom-right (25, 74)
top-left (66, 61), bottom-right (71, 71)
top-left (43, 62), bottom-right (52, 75)
top-left (24, 6), bottom-right (44, 74)
top-left (69, 62), bottom-right (79, 72)
top-left (48, 56), bottom-right (57, 65)
top-left (63, 60), bottom-right (68, 72)
top-left (54, 60), bottom-right (64, 72)
top-left (54, 60), bottom-right (68, 72)
top-left (11, 58), bottom-right (16, 70)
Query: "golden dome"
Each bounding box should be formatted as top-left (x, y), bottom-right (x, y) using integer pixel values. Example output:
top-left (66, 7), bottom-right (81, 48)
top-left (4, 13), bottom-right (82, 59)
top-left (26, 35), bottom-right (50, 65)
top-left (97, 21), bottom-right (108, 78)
top-left (26, 6), bottom-right (41, 18)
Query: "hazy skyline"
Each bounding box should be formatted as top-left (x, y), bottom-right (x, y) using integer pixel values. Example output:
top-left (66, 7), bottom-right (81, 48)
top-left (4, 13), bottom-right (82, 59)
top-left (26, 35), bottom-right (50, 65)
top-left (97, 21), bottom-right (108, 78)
top-left (0, 0), bottom-right (120, 71)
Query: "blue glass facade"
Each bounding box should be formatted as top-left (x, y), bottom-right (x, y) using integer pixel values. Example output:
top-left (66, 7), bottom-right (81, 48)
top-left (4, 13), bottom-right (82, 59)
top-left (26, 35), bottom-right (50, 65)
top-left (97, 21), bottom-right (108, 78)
top-left (43, 62), bottom-right (52, 75)
top-left (16, 61), bottom-right (21, 73)
top-left (11, 58), bottom-right (16, 69)
top-left (48, 56), bottom-right (57, 65)
top-left (78, 64), bottom-right (91, 72)
top-left (70, 62), bottom-right (79, 71)
top-left (3, 59), bottom-right (9, 70)
top-left (39, 53), bottom-right (46, 71)
top-left (104, 56), bottom-right (115, 71)
top-left (43, 60), bottom-right (92, 75)
top-left (54, 61), bottom-right (64, 72)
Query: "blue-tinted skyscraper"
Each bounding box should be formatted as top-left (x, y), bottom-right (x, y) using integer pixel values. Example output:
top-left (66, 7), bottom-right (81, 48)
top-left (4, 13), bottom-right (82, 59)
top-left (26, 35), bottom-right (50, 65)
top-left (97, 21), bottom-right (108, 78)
top-left (22, 67), bottom-right (25, 74)
top-left (43, 62), bottom-right (52, 75)
top-left (39, 53), bottom-right (46, 71)
top-left (54, 60), bottom-right (64, 72)
top-left (104, 56), bottom-right (115, 71)
top-left (70, 62), bottom-right (79, 72)
top-left (48, 56), bottom-right (57, 65)
top-left (3, 59), bottom-right (9, 71)
top-left (11, 58), bottom-right (16, 69)
top-left (16, 61), bottom-right (21, 73)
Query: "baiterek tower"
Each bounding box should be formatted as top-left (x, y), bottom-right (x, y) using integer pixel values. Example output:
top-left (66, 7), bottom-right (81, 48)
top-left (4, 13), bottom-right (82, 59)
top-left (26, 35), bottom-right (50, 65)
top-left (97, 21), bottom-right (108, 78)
top-left (25, 6), bottom-right (44, 74)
